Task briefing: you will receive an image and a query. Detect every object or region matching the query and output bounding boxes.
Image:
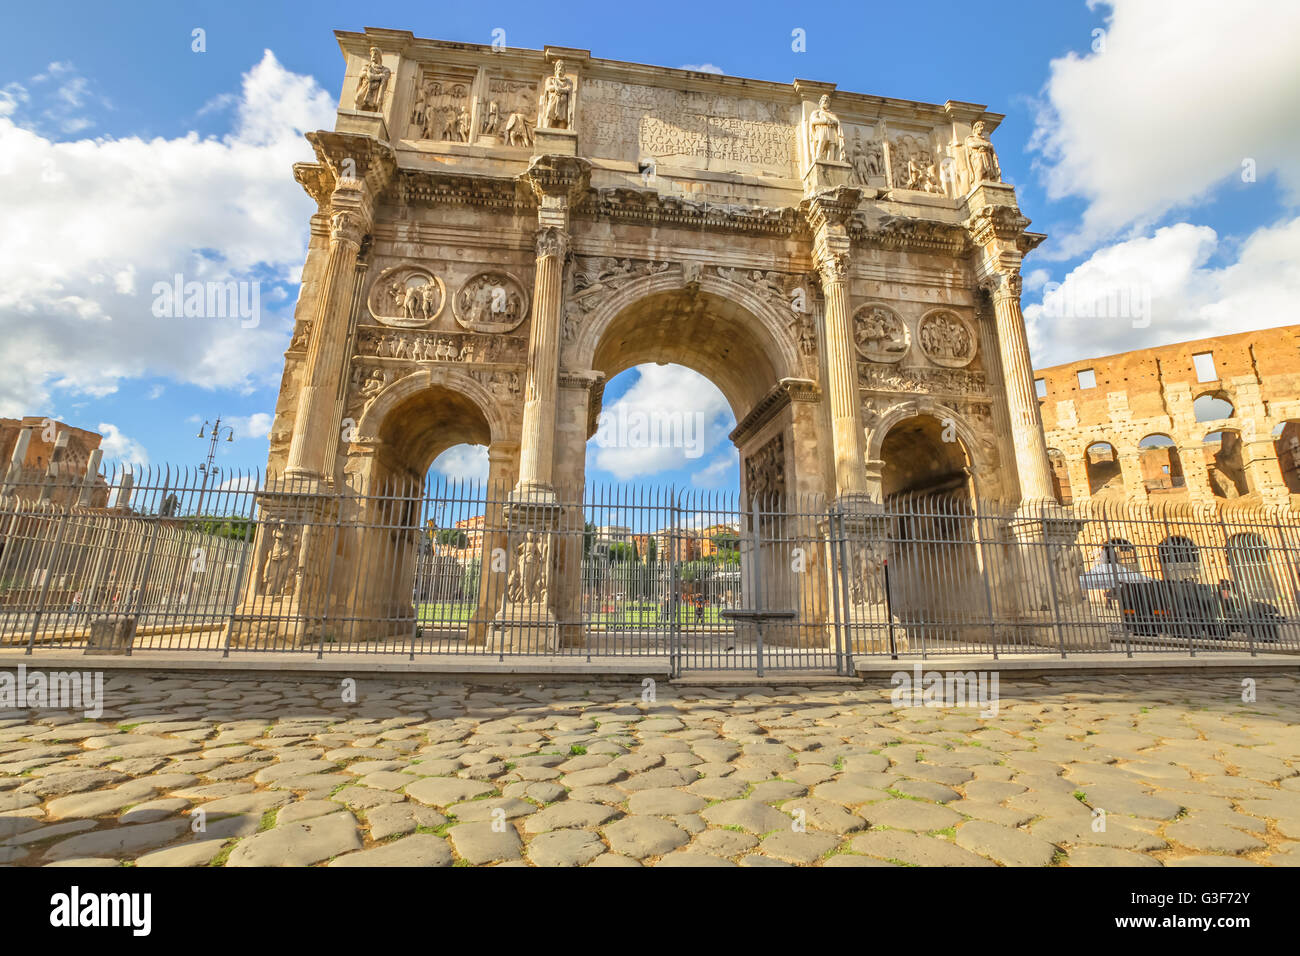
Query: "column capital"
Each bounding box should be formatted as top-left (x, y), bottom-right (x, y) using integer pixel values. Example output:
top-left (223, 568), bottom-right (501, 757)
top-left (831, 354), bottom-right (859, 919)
top-left (535, 225), bottom-right (570, 259)
top-left (980, 268), bottom-right (1022, 302)
top-left (814, 247), bottom-right (852, 285)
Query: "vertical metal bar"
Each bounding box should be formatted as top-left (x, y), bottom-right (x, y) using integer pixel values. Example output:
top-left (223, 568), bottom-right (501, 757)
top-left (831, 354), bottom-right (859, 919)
top-left (25, 502), bottom-right (73, 654)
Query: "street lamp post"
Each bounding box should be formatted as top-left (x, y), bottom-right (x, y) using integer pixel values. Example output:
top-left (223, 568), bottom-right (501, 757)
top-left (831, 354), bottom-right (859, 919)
top-left (194, 417), bottom-right (235, 518)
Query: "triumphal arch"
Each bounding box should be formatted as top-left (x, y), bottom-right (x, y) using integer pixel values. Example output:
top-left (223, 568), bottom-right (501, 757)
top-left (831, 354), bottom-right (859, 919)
top-left (229, 28), bottom-right (1081, 652)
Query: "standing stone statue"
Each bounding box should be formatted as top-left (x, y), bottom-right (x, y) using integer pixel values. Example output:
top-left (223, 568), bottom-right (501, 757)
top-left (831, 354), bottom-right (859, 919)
top-left (507, 532), bottom-right (548, 603)
top-left (964, 120), bottom-right (1001, 184)
top-left (541, 60), bottom-right (573, 130)
top-left (808, 94), bottom-right (845, 163)
top-left (262, 523), bottom-right (297, 597)
top-left (354, 47), bottom-right (391, 112)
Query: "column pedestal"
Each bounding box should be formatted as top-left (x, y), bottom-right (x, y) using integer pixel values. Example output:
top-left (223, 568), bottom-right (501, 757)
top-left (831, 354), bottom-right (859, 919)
top-left (488, 499), bottom-right (561, 653)
top-left (226, 479), bottom-right (338, 649)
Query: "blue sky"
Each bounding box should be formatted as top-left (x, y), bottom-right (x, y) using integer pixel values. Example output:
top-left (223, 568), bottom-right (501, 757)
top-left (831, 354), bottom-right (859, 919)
top-left (3, 0), bottom-right (1297, 492)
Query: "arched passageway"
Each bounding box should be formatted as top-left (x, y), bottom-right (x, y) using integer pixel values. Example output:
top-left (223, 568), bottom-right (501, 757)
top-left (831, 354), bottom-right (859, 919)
top-left (1085, 441), bottom-right (1122, 496)
top-left (1203, 429), bottom-right (1248, 498)
top-left (1138, 434), bottom-right (1185, 497)
top-left (877, 413), bottom-right (986, 647)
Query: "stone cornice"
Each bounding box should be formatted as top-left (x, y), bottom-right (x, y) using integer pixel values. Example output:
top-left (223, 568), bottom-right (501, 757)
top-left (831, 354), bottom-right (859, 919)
top-left (580, 187), bottom-right (805, 236)
top-left (849, 213), bottom-right (971, 257)
top-left (965, 203), bottom-right (1032, 247)
top-left (306, 130), bottom-right (398, 199)
top-left (519, 154), bottom-right (593, 204)
top-left (391, 168), bottom-right (536, 211)
top-left (799, 185), bottom-right (864, 234)
top-left (729, 378), bottom-right (820, 447)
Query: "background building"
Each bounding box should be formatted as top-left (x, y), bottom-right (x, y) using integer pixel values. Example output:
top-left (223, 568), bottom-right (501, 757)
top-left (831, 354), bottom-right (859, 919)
top-left (1036, 325), bottom-right (1300, 506)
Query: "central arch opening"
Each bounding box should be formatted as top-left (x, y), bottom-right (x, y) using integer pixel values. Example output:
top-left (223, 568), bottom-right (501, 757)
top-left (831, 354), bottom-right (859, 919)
top-left (576, 285), bottom-right (818, 653)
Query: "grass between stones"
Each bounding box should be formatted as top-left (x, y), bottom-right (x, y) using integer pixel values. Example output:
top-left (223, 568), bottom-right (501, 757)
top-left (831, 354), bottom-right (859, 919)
top-left (257, 809), bottom-right (278, 832)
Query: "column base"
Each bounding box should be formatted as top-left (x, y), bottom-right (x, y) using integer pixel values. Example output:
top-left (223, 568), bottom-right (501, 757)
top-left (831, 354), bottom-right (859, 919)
top-left (488, 604), bottom-right (558, 653)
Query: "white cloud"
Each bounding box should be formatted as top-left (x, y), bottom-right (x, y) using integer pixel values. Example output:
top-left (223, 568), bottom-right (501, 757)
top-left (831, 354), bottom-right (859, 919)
top-left (0, 50), bottom-right (335, 417)
top-left (97, 422), bottom-right (148, 466)
top-left (691, 449), bottom-right (738, 488)
top-left (431, 444), bottom-right (490, 482)
top-left (1029, 0), bottom-right (1300, 254)
top-left (679, 63), bottom-right (724, 74)
top-left (228, 412), bottom-right (273, 440)
top-left (1025, 216), bottom-right (1300, 368)
top-left (589, 365), bottom-right (733, 480)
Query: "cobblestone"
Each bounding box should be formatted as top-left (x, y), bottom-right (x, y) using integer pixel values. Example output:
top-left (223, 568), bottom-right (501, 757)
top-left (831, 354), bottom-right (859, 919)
top-left (0, 671), bottom-right (1293, 866)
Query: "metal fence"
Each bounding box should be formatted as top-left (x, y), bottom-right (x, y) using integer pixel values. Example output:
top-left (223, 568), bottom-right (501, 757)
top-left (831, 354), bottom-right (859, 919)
top-left (1, 465), bottom-right (1298, 674)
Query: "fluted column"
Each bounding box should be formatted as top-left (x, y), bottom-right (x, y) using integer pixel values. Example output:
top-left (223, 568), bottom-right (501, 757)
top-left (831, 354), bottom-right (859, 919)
top-left (512, 155), bottom-right (590, 502)
top-left (516, 227), bottom-right (568, 500)
top-left (285, 194), bottom-right (368, 480)
top-left (987, 270), bottom-right (1055, 502)
top-left (817, 251), bottom-right (869, 500)
top-left (803, 186), bottom-right (868, 503)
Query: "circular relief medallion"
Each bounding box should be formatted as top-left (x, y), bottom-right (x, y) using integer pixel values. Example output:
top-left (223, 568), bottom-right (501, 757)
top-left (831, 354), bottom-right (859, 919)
top-left (453, 271), bottom-right (529, 334)
top-left (369, 266), bottom-right (445, 328)
top-left (917, 310), bottom-right (976, 368)
top-left (852, 304), bottom-right (909, 363)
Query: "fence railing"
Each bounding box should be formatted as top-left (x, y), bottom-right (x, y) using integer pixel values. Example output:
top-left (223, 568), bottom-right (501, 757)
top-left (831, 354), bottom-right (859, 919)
top-left (1, 465), bottom-right (1298, 672)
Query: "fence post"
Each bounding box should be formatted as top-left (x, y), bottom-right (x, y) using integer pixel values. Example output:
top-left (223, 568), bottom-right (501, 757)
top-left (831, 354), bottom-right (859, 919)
top-left (223, 502), bottom-right (258, 658)
top-left (669, 488), bottom-right (681, 678)
top-left (827, 503), bottom-right (845, 675)
top-left (1040, 500), bottom-right (1067, 659)
top-left (25, 503), bottom-right (73, 654)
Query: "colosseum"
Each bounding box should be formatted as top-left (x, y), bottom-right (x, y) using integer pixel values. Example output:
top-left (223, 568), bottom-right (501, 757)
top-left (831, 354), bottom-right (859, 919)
top-left (1036, 325), bottom-right (1300, 607)
top-left (1037, 324), bottom-right (1300, 507)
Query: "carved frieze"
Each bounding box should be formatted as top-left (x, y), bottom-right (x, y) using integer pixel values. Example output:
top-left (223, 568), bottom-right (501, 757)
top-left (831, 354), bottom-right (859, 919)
top-left (480, 75), bottom-right (537, 147)
top-left (453, 272), bottom-right (529, 333)
top-left (846, 126), bottom-right (885, 186)
top-left (357, 327), bottom-right (525, 365)
top-left (578, 78), bottom-right (796, 168)
top-left (468, 368), bottom-right (523, 401)
top-left (409, 70), bottom-right (474, 142)
top-left (744, 433), bottom-right (786, 508)
top-left (888, 133), bottom-right (944, 194)
top-left (570, 257), bottom-right (671, 314)
top-left (859, 363), bottom-right (987, 395)
top-left (853, 304), bottom-right (909, 364)
top-left (917, 310), bottom-right (976, 368)
top-left (368, 265), bottom-right (445, 328)
top-left (713, 266), bottom-right (809, 315)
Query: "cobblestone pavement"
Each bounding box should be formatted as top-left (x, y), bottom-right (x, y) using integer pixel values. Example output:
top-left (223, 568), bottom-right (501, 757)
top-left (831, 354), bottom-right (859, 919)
top-left (1, 671), bottom-right (1297, 867)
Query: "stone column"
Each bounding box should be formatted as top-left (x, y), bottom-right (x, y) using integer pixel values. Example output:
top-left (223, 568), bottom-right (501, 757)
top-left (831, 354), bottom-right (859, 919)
top-left (491, 156), bottom-right (590, 652)
top-left (513, 155), bottom-right (591, 503)
top-left (285, 182), bottom-right (370, 480)
top-left (986, 270), bottom-right (1056, 502)
top-left (802, 187), bottom-right (869, 506)
top-left (515, 226), bottom-right (568, 501)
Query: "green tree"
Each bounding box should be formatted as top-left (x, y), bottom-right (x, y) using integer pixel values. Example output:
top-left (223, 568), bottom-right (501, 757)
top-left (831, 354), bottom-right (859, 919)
top-left (435, 528), bottom-right (469, 549)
